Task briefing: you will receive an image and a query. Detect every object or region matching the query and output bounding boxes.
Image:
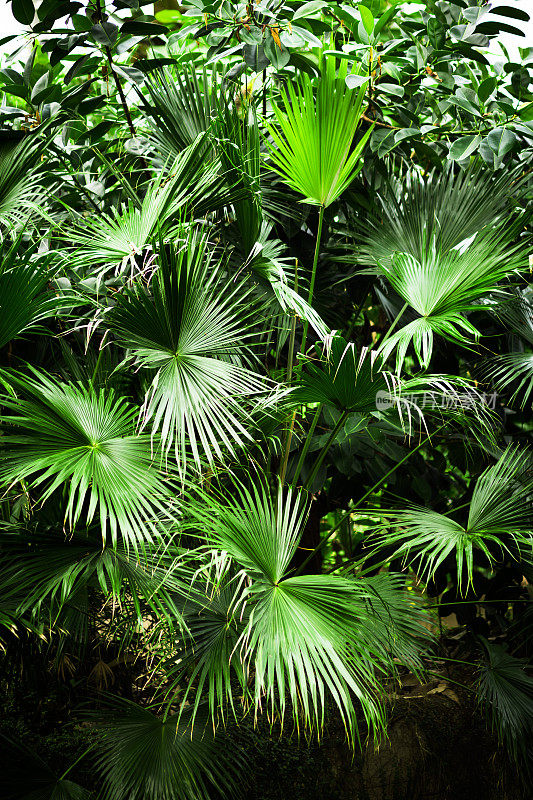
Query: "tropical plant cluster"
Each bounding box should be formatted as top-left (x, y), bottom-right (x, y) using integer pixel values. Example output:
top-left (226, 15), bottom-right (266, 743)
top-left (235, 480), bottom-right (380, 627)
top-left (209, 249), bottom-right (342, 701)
top-left (0, 1), bottom-right (532, 798)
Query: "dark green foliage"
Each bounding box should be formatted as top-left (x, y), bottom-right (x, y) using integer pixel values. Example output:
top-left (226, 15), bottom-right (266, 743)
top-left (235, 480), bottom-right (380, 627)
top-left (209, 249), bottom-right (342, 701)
top-left (0, 1), bottom-right (532, 796)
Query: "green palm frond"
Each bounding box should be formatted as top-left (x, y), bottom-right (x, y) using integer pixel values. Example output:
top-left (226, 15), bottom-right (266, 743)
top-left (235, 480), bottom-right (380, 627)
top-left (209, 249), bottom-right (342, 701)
top-left (291, 333), bottom-right (491, 436)
top-left (243, 231), bottom-right (329, 339)
top-left (107, 233), bottom-right (267, 471)
top-left (216, 100), bottom-right (263, 252)
top-left (214, 101), bottom-right (328, 337)
top-left (0, 235), bottom-right (72, 350)
top-left (266, 56), bottom-right (372, 207)
top-left (292, 334), bottom-right (395, 414)
top-left (215, 100), bottom-right (301, 245)
top-left (0, 370), bottom-right (175, 549)
top-left (0, 134), bottom-right (53, 234)
top-left (372, 446), bottom-right (533, 592)
top-left (183, 482), bottom-right (432, 743)
top-left (483, 293), bottom-right (533, 408)
top-left (0, 603), bottom-right (41, 647)
top-left (356, 164), bottom-right (519, 269)
top-left (89, 697), bottom-right (242, 800)
top-left (375, 227), bottom-right (528, 371)
top-left (484, 352), bottom-right (533, 409)
top-left (354, 572), bottom-right (433, 672)
top-left (215, 103), bottom-right (268, 256)
top-left (141, 64), bottom-right (222, 162)
top-left (164, 576), bottom-right (249, 719)
top-left (477, 639), bottom-right (533, 772)
top-left (494, 291), bottom-right (533, 346)
top-left (67, 135), bottom-right (229, 278)
top-left (0, 527), bottom-right (186, 641)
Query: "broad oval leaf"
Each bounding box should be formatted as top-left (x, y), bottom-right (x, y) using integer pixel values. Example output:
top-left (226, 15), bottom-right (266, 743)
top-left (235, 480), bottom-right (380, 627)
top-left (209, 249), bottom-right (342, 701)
top-left (449, 133), bottom-right (481, 160)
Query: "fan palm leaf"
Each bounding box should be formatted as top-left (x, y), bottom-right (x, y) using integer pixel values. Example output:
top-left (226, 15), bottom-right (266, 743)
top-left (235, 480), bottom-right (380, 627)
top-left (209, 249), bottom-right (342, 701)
top-left (106, 232), bottom-right (267, 471)
top-left (182, 482), bottom-right (432, 743)
top-left (140, 64), bottom-right (222, 163)
top-left (0, 235), bottom-right (73, 350)
top-left (356, 164), bottom-right (520, 270)
top-left (0, 370), bottom-right (175, 549)
top-left (266, 56), bottom-right (371, 207)
top-left (483, 293), bottom-right (533, 408)
top-left (292, 334), bottom-right (398, 414)
top-left (355, 166), bottom-right (530, 372)
top-left (0, 527), bottom-right (187, 641)
top-left (0, 133), bottom-right (53, 234)
top-left (67, 134), bottom-right (232, 278)
top-left (0, 732), bottom-right (90, 800)
top-left (477, 639), bottom-right (533, 772)
top-left (357, 572), bottom-right (433, 670)
top-left (484, 351), bottom-right (533, 409)
top-left (372, 446), bottom-right (533, 592)
top-left (164, 576), bottom-right (249, 719)
top-left (291, 333), bottom-right (492, 437)
top-left (375, 227), bottom-right (528, 371)
top-left (89, 697), bottom-right (242, 800)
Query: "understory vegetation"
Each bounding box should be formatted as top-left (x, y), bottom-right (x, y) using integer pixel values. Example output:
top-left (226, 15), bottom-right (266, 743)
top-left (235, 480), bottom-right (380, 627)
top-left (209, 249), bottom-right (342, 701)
top-left (0, 1), bottom-right (532, 798)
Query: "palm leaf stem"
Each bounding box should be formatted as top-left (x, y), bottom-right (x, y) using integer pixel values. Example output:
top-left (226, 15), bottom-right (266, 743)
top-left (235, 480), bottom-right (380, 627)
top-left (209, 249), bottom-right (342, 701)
top-left (286, 263), bottom-right (299, 385)
top-left (90, 346), bottom-right (105, 388)
top-left (300, 204), bottom-right (325, 358)
top-left (375, 300), bottom-right (409, 352)
top-left (279, 267), bottom-right (300, 485)
top-left (294, 422), bottom-right (447, 576)
top-left (303, 409), bottom-right (349, 490)
top-left (58, 746), bottom-right (93, 782)
top-left (280, 208), bottom-right (325, 484)
top-left (279, 410), bottom-right (297, 486)
top-left (291, 403), bottom-right (323, 487)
